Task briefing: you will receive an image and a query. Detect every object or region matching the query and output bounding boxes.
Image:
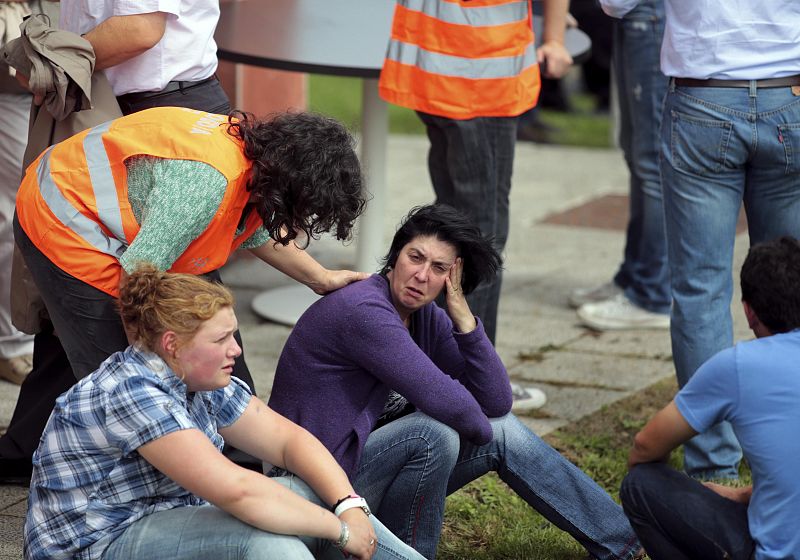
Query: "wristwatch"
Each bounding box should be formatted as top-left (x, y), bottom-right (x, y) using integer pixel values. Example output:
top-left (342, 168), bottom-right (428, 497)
top-left (333, 495), bottom-right (372, 517)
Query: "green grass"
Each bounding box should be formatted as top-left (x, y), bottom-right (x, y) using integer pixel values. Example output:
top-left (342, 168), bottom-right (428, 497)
top-left (308, 75), bottom-right (611, 147)
top-left (432, 378), bottom-right (752, 560)
top-left (308, 75), bottom-right (425, 135)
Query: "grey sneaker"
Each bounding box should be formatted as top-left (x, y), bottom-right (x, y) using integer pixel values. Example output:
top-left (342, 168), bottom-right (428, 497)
top-left (577, 294), bottom-right (670, 331)
top-left (510, 382), bottom-right (547, 411)
top-left (568, 281), bottom-right (623, 308)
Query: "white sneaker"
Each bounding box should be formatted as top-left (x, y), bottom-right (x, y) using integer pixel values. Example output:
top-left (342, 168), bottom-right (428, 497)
top-left (577, 294), bottom-right (670, 331)
top-left (510, 382), bottom-right (547, 412)
top-left (568, 281), bottom-right (623, 309)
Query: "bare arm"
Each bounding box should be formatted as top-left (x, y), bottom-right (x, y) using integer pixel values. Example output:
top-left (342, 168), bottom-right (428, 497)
top-left (82, 12), bottom-right (167, 71)
top-left (628, 400), bottom-right (698, 468)
top-left (537, 0), bottom-right (573, 78)
top-left (140, 397), bottom-right (377, 559)
top-left (248, 240), bottom-right (368, 295)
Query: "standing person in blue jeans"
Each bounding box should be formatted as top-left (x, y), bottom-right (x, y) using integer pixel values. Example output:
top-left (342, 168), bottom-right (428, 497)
top-left (573, 0), bottom-right (670, 332)
top-left (601, 0), bottom-right (800, 479)
top-left (620, 237), bottom-right (800, 559)
top-left (25, 265), bottom-right (424, 560)
top-left (269, 205), bottom-right (642, 560)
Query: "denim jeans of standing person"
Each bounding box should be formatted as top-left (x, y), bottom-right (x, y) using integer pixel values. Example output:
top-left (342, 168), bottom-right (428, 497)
top-left (661, 81), bottom-right (800, 479)
top-left (620, 463), bottom-right (755, 560)
top-left (611, 0), bottom-right (670, 314)
top-left (352, 412), bottom-right (641, 560)
top-left (417, 112), bottom-right (517, 344)
top-left (103, 475), bottom-right (425, 560)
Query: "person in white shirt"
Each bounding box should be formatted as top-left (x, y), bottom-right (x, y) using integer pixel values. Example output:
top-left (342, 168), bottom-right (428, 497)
top-left (599, 0), bottom-right (800, 480)
top-left (60, 0), bottom-right (229, 113)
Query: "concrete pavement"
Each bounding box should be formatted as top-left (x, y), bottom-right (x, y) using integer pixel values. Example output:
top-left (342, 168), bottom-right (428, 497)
top-left (0, 135), bottom-right (751, 558)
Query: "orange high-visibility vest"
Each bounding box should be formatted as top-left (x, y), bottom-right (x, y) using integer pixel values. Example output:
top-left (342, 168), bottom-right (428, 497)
top-left (16, 107), bottom-right (263, 297)
top-left (379, 0), bottom-right (540, 120)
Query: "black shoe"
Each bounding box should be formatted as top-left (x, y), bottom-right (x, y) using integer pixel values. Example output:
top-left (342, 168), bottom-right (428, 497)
top-left (0, 457), bottom-right (33, 485)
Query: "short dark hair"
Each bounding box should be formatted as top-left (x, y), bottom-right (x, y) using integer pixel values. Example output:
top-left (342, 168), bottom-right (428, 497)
top-left (226, 111), bottom-right (366, 246)
top-left (380, 204), bottom-right (501, 295)
top-left (740, 236), bottom-right (800, 334)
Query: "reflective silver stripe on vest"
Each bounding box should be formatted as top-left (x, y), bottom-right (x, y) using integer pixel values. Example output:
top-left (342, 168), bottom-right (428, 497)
top-left (386, 39), bottom-right (536, 79)
top-left (399, 0), bottom-right (528, 26)
top-left (36, 146), bottom-right (127, 258)
top-left (83, 121), bottom-right (127, 243)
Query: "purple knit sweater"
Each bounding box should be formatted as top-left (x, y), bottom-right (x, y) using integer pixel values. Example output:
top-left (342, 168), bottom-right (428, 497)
top-left (268, 274), bottom-right (513, 477)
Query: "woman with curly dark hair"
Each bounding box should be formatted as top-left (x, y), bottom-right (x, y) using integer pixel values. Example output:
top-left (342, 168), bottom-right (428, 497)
top-left (12, 106), bottom-right (368, 457)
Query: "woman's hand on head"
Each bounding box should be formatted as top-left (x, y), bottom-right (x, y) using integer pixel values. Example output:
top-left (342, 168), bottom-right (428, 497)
top-left (311, 269), bottom-right (370, 295)
top-left (445, 258), bottom-right (477, 334)
top-left (340, 508), bottom-right (377, 560)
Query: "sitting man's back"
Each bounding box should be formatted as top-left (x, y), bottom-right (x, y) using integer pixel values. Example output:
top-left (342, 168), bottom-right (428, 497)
top-left (622, 236), bottom-right (800, 560)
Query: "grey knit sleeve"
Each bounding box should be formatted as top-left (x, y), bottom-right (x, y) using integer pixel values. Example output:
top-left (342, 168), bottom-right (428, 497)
top-left (119, 156), bottom-right (227, 273)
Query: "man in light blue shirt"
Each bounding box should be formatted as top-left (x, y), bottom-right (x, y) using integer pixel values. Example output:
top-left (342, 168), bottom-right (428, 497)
top-left (620, 236), bottom-right (800, 560)
top-left (600, 0), bottom-right (800, 480)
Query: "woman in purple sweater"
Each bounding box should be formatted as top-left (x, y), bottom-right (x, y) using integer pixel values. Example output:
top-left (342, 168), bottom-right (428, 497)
top-left (268, 205), bottom-right (641, 560)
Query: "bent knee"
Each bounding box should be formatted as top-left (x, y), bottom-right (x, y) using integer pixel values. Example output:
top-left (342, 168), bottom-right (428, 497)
top-left (620, 463), bottom-right (670, 513)
top-left (391, 414), bottom-right (461, 466)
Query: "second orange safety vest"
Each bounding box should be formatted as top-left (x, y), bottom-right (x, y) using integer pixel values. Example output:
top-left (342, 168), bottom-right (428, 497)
top-left (379, 0), bottom-right (540, 120)
top-left (16, 107), bottom-right (263, 297)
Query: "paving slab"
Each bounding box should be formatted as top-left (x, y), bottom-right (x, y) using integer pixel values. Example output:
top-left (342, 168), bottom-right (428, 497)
top-left (0, 487), bottom-right (26, 512)
top-left (0, 515), bottom-right (24, 558)
top-left (508, 351), bottom-right (674, 393)
top-left (529, 383), bottom-right (630, 422)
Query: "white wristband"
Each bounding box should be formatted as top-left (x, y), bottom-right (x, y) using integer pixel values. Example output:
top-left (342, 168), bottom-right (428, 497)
top-left (334, 496), bottom-right (371, 517)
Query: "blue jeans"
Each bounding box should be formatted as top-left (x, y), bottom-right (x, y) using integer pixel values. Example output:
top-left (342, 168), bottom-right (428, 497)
top-left (612, 0), bottom-right (670, 314)
top-left (352, 412), bottom-right (640, 559)
top-left (417, 112), bottom-right (517, 344)
top-left (661, 80), bottom-right (800, 478)
top-left (620, 463), bottom-right (755, 560)
top-left (103, 475), bottom-right (425, 560)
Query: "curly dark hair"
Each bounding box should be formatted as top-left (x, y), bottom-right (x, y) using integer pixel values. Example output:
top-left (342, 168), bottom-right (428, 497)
top-left (740, 236), bottom-right (800, 334)
top-left (380, 204), bottom-right (502, 295)
top-left (226, 111), bottom-right (365, 245)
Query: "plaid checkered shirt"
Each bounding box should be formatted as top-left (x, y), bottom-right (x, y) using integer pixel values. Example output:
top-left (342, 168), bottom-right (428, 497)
top-left (23, 345), bottom-right (251, 560)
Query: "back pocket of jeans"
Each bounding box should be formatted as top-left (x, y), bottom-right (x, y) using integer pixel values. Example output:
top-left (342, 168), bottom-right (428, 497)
top-left (778, 123), bottom-right (800, 175)
top-left (670, 110), bottom-right (732, 174)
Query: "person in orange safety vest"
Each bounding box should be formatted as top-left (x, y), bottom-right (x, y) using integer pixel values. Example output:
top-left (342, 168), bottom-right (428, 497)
top-left (14, 105), bottom-right (368, 386)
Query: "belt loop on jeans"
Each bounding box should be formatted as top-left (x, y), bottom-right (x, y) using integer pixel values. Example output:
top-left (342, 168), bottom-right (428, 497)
top-left (673, 75), bottom-right (800, 88)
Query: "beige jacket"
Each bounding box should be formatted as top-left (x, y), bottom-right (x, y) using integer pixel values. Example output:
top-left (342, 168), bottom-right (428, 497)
top-left (3, 6), bottom-right (122, 333)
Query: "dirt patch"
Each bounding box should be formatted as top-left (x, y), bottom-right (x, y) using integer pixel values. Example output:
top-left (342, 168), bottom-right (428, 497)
top-left (545, 377), bottom-right (678, 464)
